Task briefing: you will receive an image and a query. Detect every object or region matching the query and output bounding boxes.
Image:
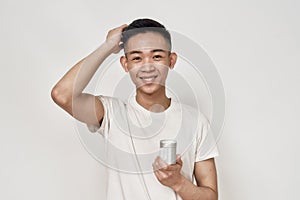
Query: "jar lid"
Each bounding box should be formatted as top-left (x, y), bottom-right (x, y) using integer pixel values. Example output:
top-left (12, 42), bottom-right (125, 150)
top-left (160, 139), bottom-right (177, 148)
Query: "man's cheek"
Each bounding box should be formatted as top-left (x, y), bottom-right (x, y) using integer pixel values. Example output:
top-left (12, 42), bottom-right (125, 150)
top-left (128, 72), bottom-right (140, 86)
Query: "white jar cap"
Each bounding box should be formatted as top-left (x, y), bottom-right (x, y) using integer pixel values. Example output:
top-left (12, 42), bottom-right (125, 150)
top-left (160, 139), bottom-right (177, 148)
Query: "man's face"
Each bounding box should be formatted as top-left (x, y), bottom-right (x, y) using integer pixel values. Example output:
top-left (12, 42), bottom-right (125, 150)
top-left (120, 32), bottom-right (177, 95)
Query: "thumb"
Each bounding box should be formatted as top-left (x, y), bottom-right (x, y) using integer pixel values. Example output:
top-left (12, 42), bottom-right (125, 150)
top-left (176, 154), bottom-right (183, 166)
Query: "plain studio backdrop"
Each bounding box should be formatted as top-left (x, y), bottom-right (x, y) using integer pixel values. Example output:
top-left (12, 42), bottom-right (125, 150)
top-left (0, 0), bottom-right (299, 199)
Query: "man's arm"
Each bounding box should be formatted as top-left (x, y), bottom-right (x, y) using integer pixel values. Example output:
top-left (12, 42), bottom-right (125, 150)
top-left (51, 24), bottom-right (127, 126)
top-left (153, 156), bottom-right (218, 200)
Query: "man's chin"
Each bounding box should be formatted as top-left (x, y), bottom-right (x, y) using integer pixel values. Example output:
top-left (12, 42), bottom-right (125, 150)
top-left (136, 83), bottom-right (163, 95)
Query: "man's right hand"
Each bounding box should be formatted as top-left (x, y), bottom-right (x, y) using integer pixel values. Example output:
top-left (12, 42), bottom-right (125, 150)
top-left (105, 24), bottom-right (128, 54)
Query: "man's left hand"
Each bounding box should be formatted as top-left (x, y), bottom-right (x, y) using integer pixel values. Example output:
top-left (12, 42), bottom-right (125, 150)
top-left (152, 155), bottom-right (185, 191)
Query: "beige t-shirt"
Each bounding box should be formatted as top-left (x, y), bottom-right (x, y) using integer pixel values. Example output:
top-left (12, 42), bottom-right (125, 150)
top-left (87, 95), bottom-right (219, 200)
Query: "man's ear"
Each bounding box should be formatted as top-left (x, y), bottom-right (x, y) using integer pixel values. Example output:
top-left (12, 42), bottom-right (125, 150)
top-left (120, 55), bottom-right (129, 72)
top-left (169, 52), bottom-right (177, 69)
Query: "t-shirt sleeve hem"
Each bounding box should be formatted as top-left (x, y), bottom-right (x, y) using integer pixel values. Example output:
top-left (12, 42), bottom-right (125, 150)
top-left (195, 151), bottom-right (219, 163)
top-left (195, 144), bottom-right (219, 162)
top-left (86, 95), bottom-right (109, 136)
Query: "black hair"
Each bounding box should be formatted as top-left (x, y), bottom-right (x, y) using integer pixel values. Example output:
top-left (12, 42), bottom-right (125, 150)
top-left (121, 18), bottom-right (171, 50)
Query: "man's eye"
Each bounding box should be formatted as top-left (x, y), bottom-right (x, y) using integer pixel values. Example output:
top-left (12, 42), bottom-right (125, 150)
top-left (153, 55), bottom-right (163, 59)
top-left (132, 57), bottom-right (141, 61)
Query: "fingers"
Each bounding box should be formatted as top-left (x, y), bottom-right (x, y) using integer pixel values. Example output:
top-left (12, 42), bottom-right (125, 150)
top-left (106, 24), bottom-right (127, 39)
top-left (119, 24), bottom-right (128, 31)
top-left (153, 156), bottom-right (168, 170)
top-left (109, 24), bottom-right (128, 33)
top-left (105, 24), bottom-right (128, 54)
top-left (153, 156), bottom-right (182, 172)
top-left (154, 167), bottom-right (168, 181)
top-left (152, 156), bottom-right (184, 188)
top-left (152, 158), bottom-right (169, 182)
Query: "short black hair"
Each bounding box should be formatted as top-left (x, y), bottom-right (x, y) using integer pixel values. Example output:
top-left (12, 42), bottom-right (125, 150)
top-left (121, 18), bottom-right (171, 50)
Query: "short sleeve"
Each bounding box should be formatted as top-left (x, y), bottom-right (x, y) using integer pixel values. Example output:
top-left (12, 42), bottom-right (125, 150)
top-left (86, 95), bottom-right (111, 137)
top-left (195, 114), bottom-right (219, 162)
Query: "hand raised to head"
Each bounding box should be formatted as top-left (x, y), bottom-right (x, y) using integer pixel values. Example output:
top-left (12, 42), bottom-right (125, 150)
top-left (105, 24), bottom-right (128, 54)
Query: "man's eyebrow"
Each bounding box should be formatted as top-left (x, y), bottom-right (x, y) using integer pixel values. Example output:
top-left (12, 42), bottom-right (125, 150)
top-left (127, 50), bottom-right (143, 55)
top-left (151, 49), bottom-right (168, 53)
top-left (126, 49), bottom-right (169, 55)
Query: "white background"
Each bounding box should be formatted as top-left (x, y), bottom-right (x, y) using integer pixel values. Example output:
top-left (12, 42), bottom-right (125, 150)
top-left (1, 0), bottom-right (299, 199)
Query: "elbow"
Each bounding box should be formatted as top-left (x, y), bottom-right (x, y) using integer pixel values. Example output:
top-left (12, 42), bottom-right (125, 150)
top-left (51, 85), bottom-right (70, 107)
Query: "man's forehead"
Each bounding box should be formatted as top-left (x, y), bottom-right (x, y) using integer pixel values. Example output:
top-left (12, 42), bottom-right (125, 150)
top-left (124, 32), bottom-right (170, 53)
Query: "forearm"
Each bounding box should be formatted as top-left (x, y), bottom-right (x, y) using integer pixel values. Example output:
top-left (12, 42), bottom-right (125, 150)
top-left (52, 42), bottom-right (114, 101)
top-left (173, 176), bottom-right (218, 200)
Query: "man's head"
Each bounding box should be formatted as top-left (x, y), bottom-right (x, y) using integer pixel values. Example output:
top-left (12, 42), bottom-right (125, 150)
top-left (121, 18), bottom-right (172, 52)
top-left (120, 18), bottom-right (177, 96)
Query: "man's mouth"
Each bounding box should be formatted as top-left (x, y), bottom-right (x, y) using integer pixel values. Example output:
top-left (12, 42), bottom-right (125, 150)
top-left (139, 75), bottom-right (158, 82)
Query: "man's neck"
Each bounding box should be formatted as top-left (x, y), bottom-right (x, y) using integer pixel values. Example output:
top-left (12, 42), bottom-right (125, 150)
top-left (136, 87), bottom-right (171, 112)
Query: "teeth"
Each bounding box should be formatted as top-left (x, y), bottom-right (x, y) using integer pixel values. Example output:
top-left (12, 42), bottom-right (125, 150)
top-left (140, 75), bottom-right (157, 80)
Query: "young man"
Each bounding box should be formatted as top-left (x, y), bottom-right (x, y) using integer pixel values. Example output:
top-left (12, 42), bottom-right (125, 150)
top-left (51, 18), bottom-right (218, 200)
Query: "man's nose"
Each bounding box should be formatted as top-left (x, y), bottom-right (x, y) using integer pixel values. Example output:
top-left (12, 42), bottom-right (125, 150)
top-left (140, 63), bottom-right (156, 73)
